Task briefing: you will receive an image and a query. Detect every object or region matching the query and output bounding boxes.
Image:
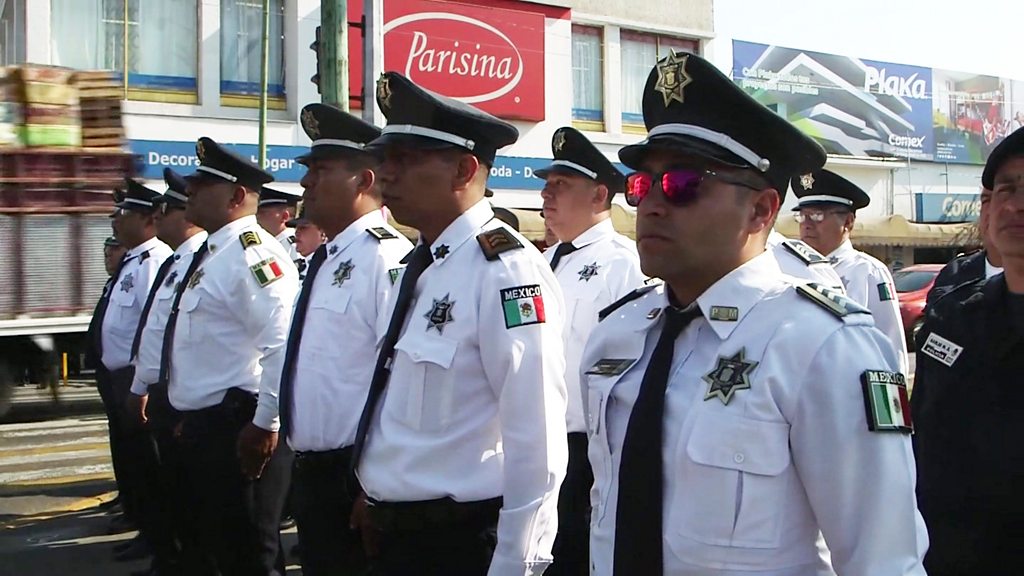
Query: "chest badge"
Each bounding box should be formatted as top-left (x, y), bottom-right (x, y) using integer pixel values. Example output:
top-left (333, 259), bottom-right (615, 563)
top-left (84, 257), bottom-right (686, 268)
top-left (424, 293), bottom-right (455, 334)
top-left (703, 348), bottom-right (759, 405)
top-left (119, 273), bottom-right (135, 293)
top-left (332, 259), bottom-right (354, 287)
top-left (164, 270), bottom-right (179, 288)
top-left (578, 262), bottom-right (600, 282)
top-left (187, 268), bottom-right (205, 290)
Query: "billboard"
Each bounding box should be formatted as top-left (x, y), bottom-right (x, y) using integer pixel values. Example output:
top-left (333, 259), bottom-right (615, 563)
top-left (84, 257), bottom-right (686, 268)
top-left (914, 193), bottom-right (981, 223)
top-left (732, 41), bottom-right (1024, 165)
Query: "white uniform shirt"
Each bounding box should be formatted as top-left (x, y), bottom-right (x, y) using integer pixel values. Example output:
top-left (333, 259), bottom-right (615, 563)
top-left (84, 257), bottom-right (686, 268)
top-left (358, 200), bottom-right (568, 576)
top-left (985, 258), bottom-right (1003, 279)
top-left (286, 211), bottom-right (411, 452)
top-left (827, 239), bottom-right (908, 374)
top-left (583, 252), bottom-right (927, 576)
top-left (545, 218), bottom-right (645, 433)
top-left (129, 232), bottom-right (208, 396)
top-left (101, 236), bottom-right (173, 371)
top-left (167, 215), bottom-right (300, 431)
top-left (277, 227), bottom-right (306, 270)
top-left (767, 230), bottom-right (845, 292)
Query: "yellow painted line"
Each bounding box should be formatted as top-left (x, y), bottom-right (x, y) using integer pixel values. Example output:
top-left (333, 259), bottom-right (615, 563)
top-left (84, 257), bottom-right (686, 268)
top-left (0, 442), bottom-right (109, 458)
top-left (1, 490), bottom-right (117, 529)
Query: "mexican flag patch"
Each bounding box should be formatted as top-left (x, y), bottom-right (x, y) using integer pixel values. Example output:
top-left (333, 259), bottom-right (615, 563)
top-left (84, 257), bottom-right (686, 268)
top-left (250, 258), bottom-right (285, 287)
top-left (501, 284), bottom-right (546, 329)
top-left (877, 282), bottom-right (894, 301)
top-left (861, 370), bottom-right (912, 433)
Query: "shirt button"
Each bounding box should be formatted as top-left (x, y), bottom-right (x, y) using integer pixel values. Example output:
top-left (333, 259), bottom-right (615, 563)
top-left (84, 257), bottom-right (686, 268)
top-left (733, 453), bottom-right (745, 464)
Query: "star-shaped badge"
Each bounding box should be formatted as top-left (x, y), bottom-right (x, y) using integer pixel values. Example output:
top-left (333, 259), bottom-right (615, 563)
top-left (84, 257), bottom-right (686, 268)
top-left (332, 259), bottom-right (354, 287)
top-left (800, 173), bottom-right (815, 190)
top-left (702, 348), bottom-right (759, 405)
top-left (578, 262), bottom-right (600, 282)
top-left (654, 50), bottom-right (692, 107)
top-left (301, 108), bottom-right (320, 139)
top-left (119, 273), bottom-right (134, 293)
top-left (196, 139), bottom-right (206, 161)
top-left (328, 244), bottom-right (339, 256)
top-left (433, 244), bottom-right (450, 259)
top-left (553, 130), bottom-right (567, 153)
top-left (376, 74), bottom-right (392, 109)
top-left (424, 293), bottom-right (455, 334)
top-left (187, 268), bottom-right (205, 289)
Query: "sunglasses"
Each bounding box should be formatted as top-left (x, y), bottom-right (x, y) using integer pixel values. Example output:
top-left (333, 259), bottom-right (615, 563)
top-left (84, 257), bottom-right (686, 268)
top-left (625, 168), bottom-right (762, 207)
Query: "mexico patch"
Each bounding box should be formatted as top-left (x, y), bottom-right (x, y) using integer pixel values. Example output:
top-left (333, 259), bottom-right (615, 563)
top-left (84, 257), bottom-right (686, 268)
top-left (501, 284), bottom-right (546, 329)
top-left (861, 370), bottom-right (912, 433)
top-left (877, 282), bottom-right (894, 301)
top-left (250, 258), bottom-right (285, 287)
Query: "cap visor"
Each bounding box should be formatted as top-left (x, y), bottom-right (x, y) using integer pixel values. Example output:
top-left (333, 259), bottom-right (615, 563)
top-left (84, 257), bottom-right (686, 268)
top-left (619, 134), bottom-right (749, 171)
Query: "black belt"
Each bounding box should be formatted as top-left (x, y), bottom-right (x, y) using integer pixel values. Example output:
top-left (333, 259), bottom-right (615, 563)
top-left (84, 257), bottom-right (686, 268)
top-left (367, 496), bottom-right (502, 533)
top-left (178, 388), bottom-right (257, 439)
top-left (293, 446), bottom-right (353, 471)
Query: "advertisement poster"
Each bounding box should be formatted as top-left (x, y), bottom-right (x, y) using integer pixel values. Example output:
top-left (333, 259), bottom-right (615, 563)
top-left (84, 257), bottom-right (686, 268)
top-left (732, 40), bottom-right (1024, 165)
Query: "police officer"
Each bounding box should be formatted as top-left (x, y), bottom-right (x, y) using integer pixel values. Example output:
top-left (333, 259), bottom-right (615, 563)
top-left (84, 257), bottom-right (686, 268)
top-left (534, 126), bottom-right (644, 576)
top-left (350, 72), bottom-right (568, 576)
top-left (258, 185), bottom-right (304, 265)
top-left (283, 206), bottom-right (326, 282)
top-left (278, 103), bottom-right (411, 576)
top-left (168, 138), bottom-right (300, 576)
top-left (912, 126), bottom-right (1024, 575)
top-left (104, 236), bottom-right (127, 276)
top-left (88, 179), bottom-right (172, 555)
top-left (583, 52), bottom-right (927, 576)
top-left (792, 170), bottom-right (908, 371)
top-left (125, 168), bottom-right (209, 575)
top-left (926, 186), bottom-right (1003, 305)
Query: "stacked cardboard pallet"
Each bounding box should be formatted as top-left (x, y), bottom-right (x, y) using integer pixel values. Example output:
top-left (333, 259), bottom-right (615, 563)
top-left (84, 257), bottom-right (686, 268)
top-left (73, 71), bottom-right (124, 149)
top-left (12, 65), bottom-right (81, 148)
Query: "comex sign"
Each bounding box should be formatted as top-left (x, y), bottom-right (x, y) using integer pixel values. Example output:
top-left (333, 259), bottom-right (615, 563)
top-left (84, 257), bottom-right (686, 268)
top-left (915, 193), bottom-right (981, 223)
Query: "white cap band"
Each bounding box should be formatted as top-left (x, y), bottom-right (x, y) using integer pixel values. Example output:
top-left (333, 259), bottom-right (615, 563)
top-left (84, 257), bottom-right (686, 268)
top-left (797, 194), bottom-right (854, 206)
top-left (647, 123), bottom-right (770, 172)
top-left (312, 138), bottom-right (364, 150)
top-left (123, 197), bottom-right (153, 207)
top-left (196, 165), bottom-right (238, 182)
top-left (382, 124), bottom-right (475, 151)
top-left (548, 159), bottom-right (598, 180)
top-left (163, 189), bottom-right (188, 203)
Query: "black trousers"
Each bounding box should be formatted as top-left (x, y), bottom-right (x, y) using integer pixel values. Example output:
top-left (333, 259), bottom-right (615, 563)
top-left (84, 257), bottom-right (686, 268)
top-left (368, 497), bottom-right (501, 576)
top-left (95, 366), bottom-right (134, 518)
top-left (177, 389), bottom-right (291, 576)
top-left (291, 446), bottom-right (366, 576)
top-left (547, 432), bottom-right (593, 576)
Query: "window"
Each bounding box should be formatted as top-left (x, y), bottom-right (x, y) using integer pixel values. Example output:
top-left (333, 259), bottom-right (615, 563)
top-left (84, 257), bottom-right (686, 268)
top-left (50, 0), bottom-right (199, 103)
top-left (0, 0), bottom-right (24, 66)
top-left (572, 25), bottom-right (603, 128)
top-left (621, 31), bottom-right (698, 128)
top-left (220, 0), bottom-right (285, 109)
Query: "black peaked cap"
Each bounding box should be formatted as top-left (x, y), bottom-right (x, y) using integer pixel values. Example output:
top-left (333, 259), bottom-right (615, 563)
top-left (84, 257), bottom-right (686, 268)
top-left (115, 178), bottom-right (161, 211)
top-left (185, 137), bottom-right (274, 191)
top-left (297, 103), bottom-right (382, 164)
top-left (535, 127), bottom-right (625, 195)
top-left (982, 126), bottom-right (1024, 190)
top-left (160, 168), bottom-right (189, 207)
top-left (791, 169), bottom-right (870, 211)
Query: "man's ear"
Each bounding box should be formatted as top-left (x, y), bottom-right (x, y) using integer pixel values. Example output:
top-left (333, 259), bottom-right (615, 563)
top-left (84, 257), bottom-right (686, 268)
top-left (452, 153), bottom-right (481, 190)
top-left (749, 187), bottom-right (780, 234)
top-left (592, 183), bottom-right (611, 210)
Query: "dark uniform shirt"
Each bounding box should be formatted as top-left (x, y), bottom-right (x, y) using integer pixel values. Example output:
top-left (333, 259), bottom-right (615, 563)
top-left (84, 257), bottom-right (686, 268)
top-left (912, 275), bottom-right (1024, 575)
top-left (925, 250), bottom-right (988, 306)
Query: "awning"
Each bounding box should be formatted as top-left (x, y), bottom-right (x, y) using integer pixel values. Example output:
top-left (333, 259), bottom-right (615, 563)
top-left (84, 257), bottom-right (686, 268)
top-left (773, 214), bottom-right (977, 248)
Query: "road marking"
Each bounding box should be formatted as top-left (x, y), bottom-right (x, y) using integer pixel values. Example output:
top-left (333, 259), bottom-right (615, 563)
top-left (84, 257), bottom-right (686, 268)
top-left (0, 463), bottom-right (113, 485)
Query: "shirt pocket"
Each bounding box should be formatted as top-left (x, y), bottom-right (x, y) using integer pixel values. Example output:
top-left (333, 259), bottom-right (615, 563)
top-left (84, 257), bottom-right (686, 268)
top-left (391, 334), bottom-right (459, 432)
top-left (671, 411), bottom-right (791, 550)
top-left (584, 371), bottom-right (625, 526)
top-left (177, 288), bottom-right (203, 341)
top-left (108, 287), bottom-right (137, 336)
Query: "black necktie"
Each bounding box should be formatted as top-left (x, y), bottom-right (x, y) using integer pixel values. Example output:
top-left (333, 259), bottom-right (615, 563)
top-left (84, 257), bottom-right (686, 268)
top-left (157, 241), bottom-right (209, 387)
top-left (613, 303), bottom-right (702, 576)
top-left (130, 255), bottom-right (176, 360)
top-left (350, 244), bottom-right (433, 471)
top-left (88, 253), bottom-right (130, 359)
top-left (279, 244), bottom-right (328, 438)
top-left (549, 242), bottom-right (578, 271)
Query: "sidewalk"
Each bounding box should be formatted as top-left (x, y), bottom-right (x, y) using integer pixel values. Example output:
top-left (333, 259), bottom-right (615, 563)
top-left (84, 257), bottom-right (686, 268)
top-left (0, 380), bottom-right (104, 423)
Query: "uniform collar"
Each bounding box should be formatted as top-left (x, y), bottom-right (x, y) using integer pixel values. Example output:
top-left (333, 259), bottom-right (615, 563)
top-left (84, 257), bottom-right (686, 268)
top-left (327, 210), bottom-right (387, 261)
top-left (564, 218), bottom-right (615, 250)
top-left (174, 231), bottom-right (208, 259)
top-left (766, 229), bottom-right (787, 247)
top-left (425, 199), bottom-right (494, 266)
top-left (985, 255), bottom-right (1003, 279)
top-left (127, 236), bottom-right (163, 260)
top-left (276, 228), bottom-right (295, 243)
top-left (826, 238), bottom-right (855, 260)
top-left (207, 215), bottom-right (257, 254)
top-left (695, 251), bottom-right (783, 341)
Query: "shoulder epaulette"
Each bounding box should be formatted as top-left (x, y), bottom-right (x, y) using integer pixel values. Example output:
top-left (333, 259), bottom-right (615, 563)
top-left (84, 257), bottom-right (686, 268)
top-left (239, 230), bottom-right (262, 249)
top-left (139, 250), bottom-right (150, 261)
top-left (796, 282), bottom-right (870, 318)
top-left (782, 239), bottom-right (828, 265)
top-left (287, 236), bottom-right (296, 245)
top-left (599, 285), bottom-right (657, 321)
top-left (367, 226), bottom-right (398, 241)
top-left (477, 228), bottom-right (523, 261)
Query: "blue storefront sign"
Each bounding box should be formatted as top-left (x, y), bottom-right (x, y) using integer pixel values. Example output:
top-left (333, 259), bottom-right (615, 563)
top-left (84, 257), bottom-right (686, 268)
top-left (130, 139), bottom-right (629, 190)
top-left (914, 192), bottom-right (981, 223)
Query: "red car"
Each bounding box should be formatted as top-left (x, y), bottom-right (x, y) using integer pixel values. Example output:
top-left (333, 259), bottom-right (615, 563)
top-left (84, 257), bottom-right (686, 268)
top-left (893, 264), bottom-right (944, 347)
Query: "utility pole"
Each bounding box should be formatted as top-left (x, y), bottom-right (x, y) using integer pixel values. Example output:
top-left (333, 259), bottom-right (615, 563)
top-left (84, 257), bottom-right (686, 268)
top-left (362, 0), bottom-right (383, 125)
top-left (322, 0), bottom-right (349, 111)
top-left (257, 0), bottom-right (270, 169)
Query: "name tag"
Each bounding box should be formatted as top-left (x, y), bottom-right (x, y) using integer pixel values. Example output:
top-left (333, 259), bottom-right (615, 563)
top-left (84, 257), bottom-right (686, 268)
top-left (585, 358), bottom-right (636, 376)
top-left (921, 332), bottom-right (963, 367)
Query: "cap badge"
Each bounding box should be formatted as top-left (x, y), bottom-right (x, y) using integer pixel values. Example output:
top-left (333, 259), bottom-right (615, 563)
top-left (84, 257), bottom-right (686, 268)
top-left (196, 140), bottom-right (206, 161)
top-left (800, 173), bottom-right (815, 190)
top-left (553, 131), bottom-right (567, 153)
top-left (655, 51), bottom-right (693, 108)
top-left (301, 108), bottom-right (320, 139)
top-left (376, 74), bottom-right (392, 109)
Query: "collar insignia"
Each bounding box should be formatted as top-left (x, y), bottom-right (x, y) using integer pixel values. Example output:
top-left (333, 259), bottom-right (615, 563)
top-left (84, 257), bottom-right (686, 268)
top-left (424, 293), bottom-right (455, 334)
top-left (164, 270), bottom-right (179, 288)
top-left (578, 262), bottom-right (600, 282)
top-left (654, 51), bottom-right (692, 107)
top-left (646, 308), bottom-right (662, 320)
top-left (709, 306), bottom-right (739, 322)
top-left (301, 108), bottom-right (320, 139)
top-left (332, 259), bottom-right (354, 287)
top-left (329, 244), bottom-right (339, 256)
top-left (433, 244), bottom-right (450, 259)
top-left (703, 348), bottom-right (759, 405)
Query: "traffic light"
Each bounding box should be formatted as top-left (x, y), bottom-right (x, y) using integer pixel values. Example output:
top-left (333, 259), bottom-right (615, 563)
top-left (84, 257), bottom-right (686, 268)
top-left (310, 25), bottom-right (322, 94)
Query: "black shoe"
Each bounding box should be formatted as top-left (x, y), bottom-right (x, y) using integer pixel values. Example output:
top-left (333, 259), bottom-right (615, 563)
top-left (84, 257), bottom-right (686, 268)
top-left (114, 537), bottom-right (152, 562)
top-left (108, 514), bottom-right (137, 534)
top-left (279, 516), bottom-right (296, 530)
